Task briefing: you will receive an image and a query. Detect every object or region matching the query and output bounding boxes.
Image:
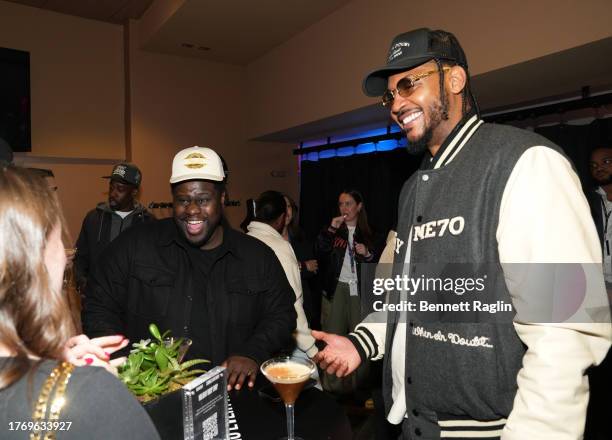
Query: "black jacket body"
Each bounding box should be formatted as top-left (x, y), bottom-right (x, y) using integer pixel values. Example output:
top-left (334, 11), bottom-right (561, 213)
top-left (82, 218), bottom-right (297, 366)
top-left (75, 202), bottom-right (155, 287)
top-left (586, 188), bottom-right (605, 248)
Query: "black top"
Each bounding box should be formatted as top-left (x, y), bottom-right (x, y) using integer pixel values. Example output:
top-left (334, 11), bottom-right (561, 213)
top-left (83, 219), bottom-right (297, 366)
top-left (0, 358), bottom-right (160, 440)
top-left (185, 244), bottom-right (223, 361)
top-left (289, 232), bottom-right (320, 329)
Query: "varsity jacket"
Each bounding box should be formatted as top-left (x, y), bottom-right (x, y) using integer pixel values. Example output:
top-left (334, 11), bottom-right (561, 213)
top-left (247, 221), bottom-right (318, 357)
top-left (348, 114), bottom-right (612, 440)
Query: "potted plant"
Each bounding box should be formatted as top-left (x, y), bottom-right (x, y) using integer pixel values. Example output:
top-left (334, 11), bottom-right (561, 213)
top-left (119, 324), bottom-right (209, 439)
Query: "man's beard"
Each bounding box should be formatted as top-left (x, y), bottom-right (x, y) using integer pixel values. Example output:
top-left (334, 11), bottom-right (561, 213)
top-left (404, 96), bottom-right (447, 157)
top-left (108, 198), bottom-right (120, 210)
top-left (595, 175), bottom-right (612, 186)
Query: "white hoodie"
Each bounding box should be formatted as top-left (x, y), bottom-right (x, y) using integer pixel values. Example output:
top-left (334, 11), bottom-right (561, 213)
top-left (247, 221), bottom-right (318, 357)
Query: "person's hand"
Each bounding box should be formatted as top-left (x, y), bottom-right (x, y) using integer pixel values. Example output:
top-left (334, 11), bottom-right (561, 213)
top-left (64, 248), bottom-right (77, 270)
top-left (63, 334), bottom-right (129, 376)
top-left (304, 259), bottom-right (318, 273)
top-left (330, 215), bottom-right (346, 229)
top-left (64, 248), bottom-right (77, 262)
top-left (354, 243), bottom-right (370, 257)
top-left (222, 356), bottom-right (258, 391)
top-left (311, 330), bottom-right (361, 377)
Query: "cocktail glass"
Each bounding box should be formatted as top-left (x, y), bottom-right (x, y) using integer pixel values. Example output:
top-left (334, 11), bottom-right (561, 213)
top-left (261, 356), bottom-right (315, 440)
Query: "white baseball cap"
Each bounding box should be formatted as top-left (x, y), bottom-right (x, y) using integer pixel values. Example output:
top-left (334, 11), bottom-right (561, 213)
top-left (170, 146), bottom-right (225, 184)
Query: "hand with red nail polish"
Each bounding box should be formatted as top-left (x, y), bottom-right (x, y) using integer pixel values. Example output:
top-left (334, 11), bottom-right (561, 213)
top-left (63, 334), bottom-right (129, 375)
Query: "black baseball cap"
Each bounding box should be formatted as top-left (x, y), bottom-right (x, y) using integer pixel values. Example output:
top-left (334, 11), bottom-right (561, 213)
top-left (102, 163), bottom-right (142, 186)
top-left (363, 28), bottom-right (468, 97)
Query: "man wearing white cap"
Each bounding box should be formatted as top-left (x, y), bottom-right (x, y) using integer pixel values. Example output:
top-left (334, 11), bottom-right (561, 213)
top-left (83, 146), bottom-right (297, 391)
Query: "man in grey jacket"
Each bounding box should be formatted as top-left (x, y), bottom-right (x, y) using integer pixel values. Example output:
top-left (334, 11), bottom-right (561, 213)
top-left (313, 28), bottom-right (611, 440)
top-left (75, 163), bottom-right (155, 290)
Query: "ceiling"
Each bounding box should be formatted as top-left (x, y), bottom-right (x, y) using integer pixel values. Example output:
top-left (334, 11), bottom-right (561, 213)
top-left (7, 0), bottom-right (353, 65)
top-left (8, 0), bottom-right (610, 142)
top-left (255, 36), bottom-right (612, 143)
top-left (6, 0), bottom-right (154, 24)
top-left (142, 0), bottom-right (352, 65)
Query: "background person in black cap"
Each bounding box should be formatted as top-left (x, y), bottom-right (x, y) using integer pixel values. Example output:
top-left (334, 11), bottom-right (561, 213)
top-left (75, 162), bottom-right (155, 292)
top-left (313, 28), bottom-right (611, 439)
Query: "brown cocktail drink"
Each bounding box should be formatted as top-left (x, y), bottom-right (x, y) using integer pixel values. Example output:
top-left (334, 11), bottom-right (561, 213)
top-left (261, 356), bottom-right (315, 440)
top-left (263, 361), bottom-right (312, 404)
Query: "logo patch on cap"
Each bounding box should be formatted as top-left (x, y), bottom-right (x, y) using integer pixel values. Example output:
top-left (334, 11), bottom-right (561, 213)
top-left (184, 152), bottom-right (207, 169)
top-left (388, 41), bottom-right (410, 62)
top-left (113, 165), bottom-right (127, 178)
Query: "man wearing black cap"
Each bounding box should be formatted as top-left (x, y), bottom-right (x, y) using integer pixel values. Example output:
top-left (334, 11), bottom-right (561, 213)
top-left (75, 163), bottom-right (155, 290)
top-left (313, 29), bottom-right (611, 439)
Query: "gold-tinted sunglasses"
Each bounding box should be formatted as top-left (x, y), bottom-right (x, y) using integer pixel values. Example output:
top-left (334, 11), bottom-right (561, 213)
top-left (382, 66), bottom-right (451, 107)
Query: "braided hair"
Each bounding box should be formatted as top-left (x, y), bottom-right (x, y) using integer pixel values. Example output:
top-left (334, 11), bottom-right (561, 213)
top-left (429, 30), bottom-right (480, 119)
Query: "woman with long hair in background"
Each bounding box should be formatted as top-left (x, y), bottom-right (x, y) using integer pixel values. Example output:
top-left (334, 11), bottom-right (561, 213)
top-left (316, 190), bottom-right (382, 395)
top-left (317, 190), bottom-right (379, 333)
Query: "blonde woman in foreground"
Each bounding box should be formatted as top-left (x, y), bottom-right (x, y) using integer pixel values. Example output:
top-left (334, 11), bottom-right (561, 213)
top-left (0, 166), bottom-right (160, 439)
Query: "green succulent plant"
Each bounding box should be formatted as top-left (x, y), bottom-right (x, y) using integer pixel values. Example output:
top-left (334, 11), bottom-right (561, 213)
top-left (118, 323), bottom-right (209, 402)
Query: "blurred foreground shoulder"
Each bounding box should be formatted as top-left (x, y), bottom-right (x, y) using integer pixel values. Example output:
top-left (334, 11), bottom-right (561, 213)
top-left (60, 366), bottom-right (161, 440)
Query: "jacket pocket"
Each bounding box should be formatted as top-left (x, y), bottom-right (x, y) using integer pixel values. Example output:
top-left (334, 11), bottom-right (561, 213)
top-left (128, 264), bottom-right (175, 318)
top-left (226, 276), bottom-right (265, 325)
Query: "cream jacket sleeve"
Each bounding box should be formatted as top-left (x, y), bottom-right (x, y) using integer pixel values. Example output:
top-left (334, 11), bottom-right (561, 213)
top-left (497, 146), bottom-right (612, 440)
top-left (275, 239), bottom-right (319, 358)
top-left (247, 222), bottom-right (318, 357)
top-left (349, 230), bottom-right (398, 360)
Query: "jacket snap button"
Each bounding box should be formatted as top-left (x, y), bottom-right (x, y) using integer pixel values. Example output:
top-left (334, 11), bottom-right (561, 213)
top-left (416, 215), bottom-right (422, 222)
top-left (415, 427), bottom-right (422, 436)
top-left (422, 174), bottom-right (429, 181)
top-left (412, 409), bottom-right (419, 417)
top-left (407, 376), bottom-right (412, 384)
